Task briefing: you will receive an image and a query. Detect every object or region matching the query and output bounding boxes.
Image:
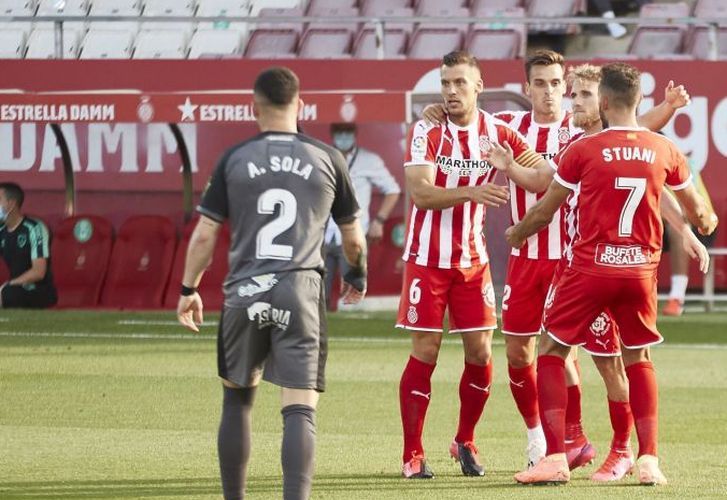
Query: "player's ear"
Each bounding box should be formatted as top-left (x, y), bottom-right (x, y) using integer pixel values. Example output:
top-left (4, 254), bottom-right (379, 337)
top-left (252, 100), bottom-right (259, 118)
top-left (295, 97), bottom-right (304, 118)
top-left (599, 94), bottom-right (608, 111)
top-left (524, 80), bottom-right (531, 98)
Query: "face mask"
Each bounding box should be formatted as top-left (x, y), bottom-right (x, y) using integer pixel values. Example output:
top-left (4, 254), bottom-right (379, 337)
top-left (0, 206), bottom-right (6, 223)
top-left (333, 132), bottom-right (355, 152)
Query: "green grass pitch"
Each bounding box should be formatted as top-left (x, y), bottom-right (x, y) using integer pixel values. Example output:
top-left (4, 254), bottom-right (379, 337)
top-left (1, 309), bottom-right (726, 499)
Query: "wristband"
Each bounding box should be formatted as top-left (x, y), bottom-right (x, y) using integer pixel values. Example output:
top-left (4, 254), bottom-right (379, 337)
top-left (343, 266), bottom-right (367, 293)
top-left (180, 284), bottom-right (197, 296)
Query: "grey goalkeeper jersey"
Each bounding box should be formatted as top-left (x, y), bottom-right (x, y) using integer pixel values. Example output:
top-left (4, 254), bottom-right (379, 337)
top-left (198, 131), bottom-right (360, 304)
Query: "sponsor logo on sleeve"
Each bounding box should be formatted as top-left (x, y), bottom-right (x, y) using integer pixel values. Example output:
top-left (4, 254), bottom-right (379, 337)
top-left (411, 135), bottom-right (427, 158)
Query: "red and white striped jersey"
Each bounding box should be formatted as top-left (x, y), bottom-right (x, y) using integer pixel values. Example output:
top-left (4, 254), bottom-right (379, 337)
top-left (493, 110), bottom-right (582, 260)
top-left (403, 110), bottom-right (542, 269)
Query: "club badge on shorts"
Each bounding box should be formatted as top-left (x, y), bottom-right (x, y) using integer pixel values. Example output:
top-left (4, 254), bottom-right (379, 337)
top-left (589, 312), bottom-right (611, 337)
top-left (407, 306), bottom-right (419, 324)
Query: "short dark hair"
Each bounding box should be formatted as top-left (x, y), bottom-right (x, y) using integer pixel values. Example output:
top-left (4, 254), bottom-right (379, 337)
top-left (525, 50), bottom-right (565, 81)
top-left (599, 62), bottom-right (641, 109)
top-left (0, 182), bottom-right (24, 208)
top-left (442, 50), bottom-right (481, 74)
top-left (253, 67), bottom-right (300, 107)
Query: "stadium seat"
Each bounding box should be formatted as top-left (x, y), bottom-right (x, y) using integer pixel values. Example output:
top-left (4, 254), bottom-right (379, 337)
top-left (244, 28), bottom-right (298, 57)
top-left (25, 25), bottom-right (82, 58)
top-left (99, 215), bottom-right (177, 309)
top-left (36, 0), bottom-right (88, 15)
top-left (0, 27), bottom-right (27, 58)
top-left (695, 0), bottom-right (727, 19)
top-left (356, 7), bottom-right (415, 34)
top-left (407, 24), bottom-right (464, 59)
top-left (360, 0), bottom-right (410, 15)
top-left (306, 0), bottom-right (356, 12)
top-left (142, 0), bottom-right (197, 16)
top-left (353, 25), bottom-right (408, 59)
top-left (298, 25), bottom-right (353, 58)
top-left (133, 29), bottom-right (190, 58)
top-left (0, 0), bottom-right (37, 15)
top-left (305, 6), bottom-right (360, 32)
top-left (89, 0), bottom-right (140, 16)
top-left (163, 221), bottom-right (230, 310)
top-left (471, 0), bottom-right (522, 11)
top-left (0, 258), bottom-right (8, 284)
top-left (526, 0), bottom-right (580, 34)
top-left (686, 26), bottom-right (727, 59)
top-left (80, 29), bottom-right (135, 58)
top-left (629, 2), bottom-right (691, 58)
top-left (188, 27), bottom-right (243, 57)
top-left (0, 21), bottom-right (33, 37)
top-left (195, 0), bottom-right (249, 33)
top-left (466, 7), bottom-right (526, 59)
top-left (415, 2), bottom-right (469, 17)
top-left (256, 6), bottom-right (305, 33)
top-left (249, 0), bottom-right (300, 17)
top-left (51, 215), bottom-right (113, 308)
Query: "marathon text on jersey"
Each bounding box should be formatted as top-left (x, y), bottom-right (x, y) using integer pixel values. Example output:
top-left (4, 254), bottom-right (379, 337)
top-left (435, 155), bottom-right (494, 177)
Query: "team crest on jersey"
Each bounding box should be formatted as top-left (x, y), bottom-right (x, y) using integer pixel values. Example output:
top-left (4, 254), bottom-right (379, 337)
top-left (589, 313), bottom-right (611, 337)
top-left (407, 306), bottom-right (419, 324)
top-left (557, 127), bottom-right (571, 144)
top-left (17, 234), bottom-right (27, 248)
top-left (478, 135), bottom-right (492, 154)
top-left (482, 283), bottom-right (495, 308)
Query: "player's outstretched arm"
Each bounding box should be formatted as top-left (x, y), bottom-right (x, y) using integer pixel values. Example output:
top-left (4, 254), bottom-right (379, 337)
top-left (406, 164), bottom-right (509, 210)
top-left (636, 80), bottom-right (691, 131)
top-left (672, 184), bottom-right (718, 237)
top-left (484, 141), bottom-right (554, 193)
top-left (505, 181), bottom-right (571, 248)
top-left (340, 220), bottom-right (367, 305)
top-left (177, 215), bottom-right (221, 332)
top-left (660, 190), bottom-right (710, 273)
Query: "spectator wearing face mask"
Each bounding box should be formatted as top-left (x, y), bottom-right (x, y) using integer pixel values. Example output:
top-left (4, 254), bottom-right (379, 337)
top-left (324, 123), bottom-right (401, 310)
top-left (0, 182), bottom-right (58, 309)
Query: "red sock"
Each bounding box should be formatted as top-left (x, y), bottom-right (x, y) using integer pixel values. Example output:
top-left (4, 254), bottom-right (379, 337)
top-left (625, 361), bottom-right (658, 457)
top-left (399, 355), bottom-right (436, 462)
top-left (565, 384), bottom-right (584, 440)
top-left (508, 363), bottom-right (540, 429)
top-left (455, 361), bottom-right (493, 443)
top-left (537, 355), bottom-right (567, 455)
top-left (608, 399), bottom-right (633, 452)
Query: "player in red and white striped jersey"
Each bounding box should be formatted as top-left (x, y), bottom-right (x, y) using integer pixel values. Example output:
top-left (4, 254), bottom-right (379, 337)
top-left (421, 50), bottom-right (694, 470)
top-left (396, 51), bottom-right (551, 480)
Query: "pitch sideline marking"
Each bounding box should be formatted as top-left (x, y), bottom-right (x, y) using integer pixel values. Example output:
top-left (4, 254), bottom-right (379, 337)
top-left (0, 330), bottom-right (726, 350)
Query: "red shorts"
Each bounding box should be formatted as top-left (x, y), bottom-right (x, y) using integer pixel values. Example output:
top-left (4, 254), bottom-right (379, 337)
top-left (501, 255), bottom-right (558, 336)
top-left (543, 267), bottom-right (662, 350)
top-left (396, 261), bottom-right (498, 333)
top-left (549, 262), bottom-right (621, 357)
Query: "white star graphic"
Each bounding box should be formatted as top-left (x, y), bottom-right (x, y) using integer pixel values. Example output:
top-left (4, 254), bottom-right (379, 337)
top-left (177, 97), bottom-right (198, 121)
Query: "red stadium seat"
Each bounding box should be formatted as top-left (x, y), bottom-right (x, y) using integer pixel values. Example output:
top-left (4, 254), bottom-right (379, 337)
top-left (408, 24), bottom-right (464, 59)
top-left (471, 0), bottom-right (522, 12)
top-left (99, 215), bottom-right (177, 309)
top-left (526, 0), bottom-right (581, 34)
top-left (0, 257), bottom-right (8, 284)
top-left (415, 2), bottom-right (469, 17)
top-left (51, 215), bottom-right (113, 308)
top-left (695, 0), bottom-right (727, 18)
top-left (164, 220), bottom-right (229, 311)
top-left (361, 0), bottom-right (411, 16)
top-left (306, 0), bottom-right (357, 13)
top-left (299, 26), bottom-right (353, 58)
top-left (629, 2), bottom-right (691, 58)
top-left (245, 6), bottom-right (304, 58)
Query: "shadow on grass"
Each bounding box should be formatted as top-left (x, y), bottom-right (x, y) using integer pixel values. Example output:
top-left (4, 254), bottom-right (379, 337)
top-left (0, 477), bottom-right (221, 499)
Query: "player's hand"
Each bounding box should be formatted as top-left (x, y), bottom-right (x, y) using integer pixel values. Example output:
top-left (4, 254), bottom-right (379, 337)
top-left (342, 266), bottom-right (367, 305)
top-left (340, 282), bottom-right (366, 305)
top-left (177, 293), bottom-right (203, 333)
top-left (483, 141), bottom-right (515, 172)
top-left (505, 226), bottom-right (525, 249)
top-left (468, 184), bottom-right (509, 207)
top-left (664, 80), bottom-right (691, 109)
top-left (681, 227), bottom-right (710, 274)
top-left (698, 212), bottom-right (719, 236)
top-left (366, 220), bottom-right (384, 244)
top-left (421, 103), bottom-right (447, 125)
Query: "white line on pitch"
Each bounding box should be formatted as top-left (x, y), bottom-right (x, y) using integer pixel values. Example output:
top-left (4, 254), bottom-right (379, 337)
top-left (117, 320), bottom-right (219, 326)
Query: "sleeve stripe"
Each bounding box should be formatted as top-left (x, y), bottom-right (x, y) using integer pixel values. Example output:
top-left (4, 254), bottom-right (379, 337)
top-left (554, 173), bottom-right (578, 191)
top-left (667, 175), bottom-right (693, 191)
top-left (196, 206), bottom-right (225, 223)
top-left (515, 150), bottom-right (541, 168)
top-left (404, 161), bottom-right (436, 168)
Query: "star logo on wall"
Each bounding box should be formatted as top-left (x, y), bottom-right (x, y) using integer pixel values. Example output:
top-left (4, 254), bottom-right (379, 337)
top-left (177, 97), bottom-right (198, 121)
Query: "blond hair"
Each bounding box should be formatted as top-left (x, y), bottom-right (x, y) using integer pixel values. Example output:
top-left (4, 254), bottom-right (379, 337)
top-left (566, 63), bottom-right (602, 86)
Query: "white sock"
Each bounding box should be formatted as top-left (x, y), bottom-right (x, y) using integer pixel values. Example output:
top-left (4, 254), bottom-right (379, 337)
top-left (527, 425), bottom-right (545, 443)
top-left (669, 275), bottom-right (689, 301)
